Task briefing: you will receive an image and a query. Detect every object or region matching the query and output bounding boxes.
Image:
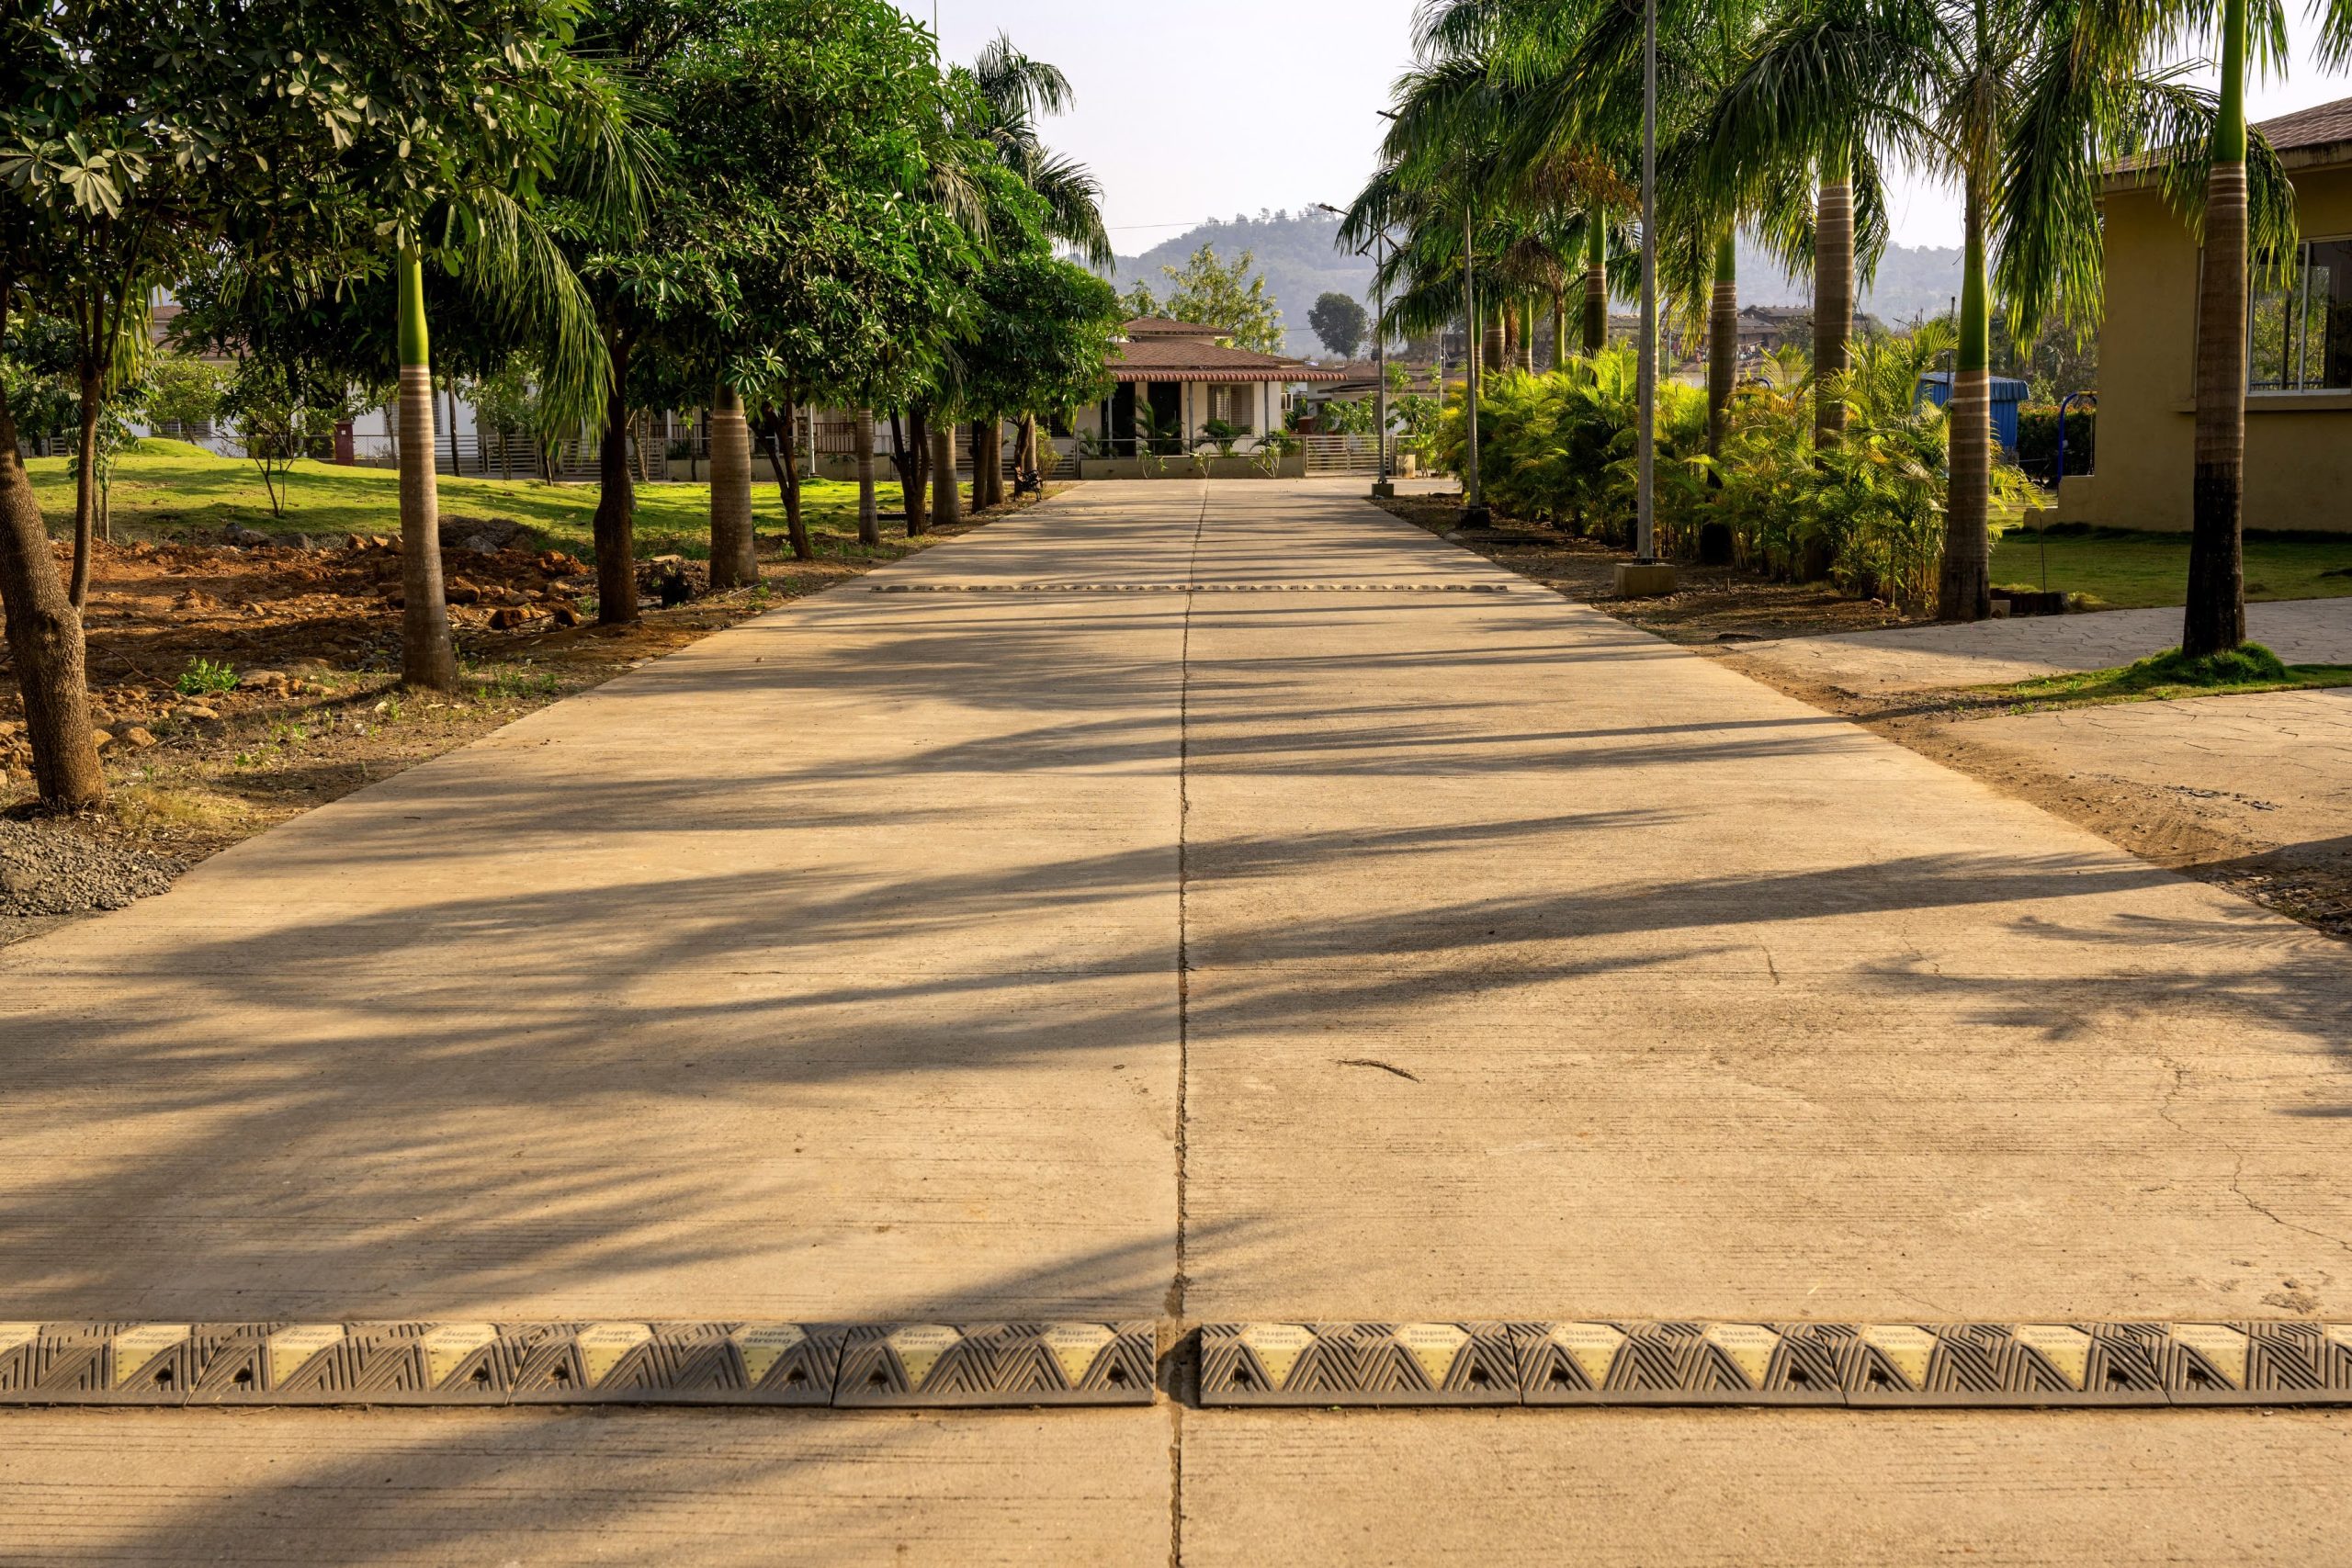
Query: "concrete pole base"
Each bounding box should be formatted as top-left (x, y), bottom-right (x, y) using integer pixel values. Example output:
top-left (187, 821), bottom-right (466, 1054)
top-left (1460, 502), bottom-right (1492, 529)
top-left (1614, 560), bottom-right (1678, 597)
top-left (1371, 479), bottom-right (1396, 499)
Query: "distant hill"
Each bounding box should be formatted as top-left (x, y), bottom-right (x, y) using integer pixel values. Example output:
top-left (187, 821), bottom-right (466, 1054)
top-left (1110, 209), bottom-right (1373, 359)
top-left (1109, 209), bottom-right (1967, 355)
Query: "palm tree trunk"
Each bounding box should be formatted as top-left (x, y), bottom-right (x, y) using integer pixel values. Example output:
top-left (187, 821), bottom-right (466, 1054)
top-left (0, 362), bottom-right (104, 807)
top-left (395, 250), bottom-right (458, 691)
top-left (1482, 306), bottom-right (1506, 373)
top-left (2185, 0), bottom-right (2250, 655)
top-left (1707, 233), bottom-right (1736, 457)
top-left (932, 418), bottom-right (962, 527)
top-left (707, 385), bottom-right (757, 590)
top-left (763, 402), bottom-right (813, 561)
top-left (854, 407), bottom-right (881, 547)
top-left (1551, 287), bottom-right (1568, 373)
top-left (1518, 299), bottom-right (1536, 373)
top-left (1938, 177), bottom-right (1993, 623)
top-left (1583, 219), bottom-right (1607, 355)
top-left (592, 334), bottom-right (638, 626)
top-left (1815, 145), bottom-right (1855, 447)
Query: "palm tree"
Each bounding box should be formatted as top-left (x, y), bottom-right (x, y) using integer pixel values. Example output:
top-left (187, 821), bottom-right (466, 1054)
top-left (1706, 0), bottom-right (2244, 623)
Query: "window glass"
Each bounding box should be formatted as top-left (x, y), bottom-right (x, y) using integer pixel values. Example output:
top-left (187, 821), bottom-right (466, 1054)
top-left (2250, 238), bottom-right (2352, 391)
top-left (2310, 239), bottom-right (2352, 389)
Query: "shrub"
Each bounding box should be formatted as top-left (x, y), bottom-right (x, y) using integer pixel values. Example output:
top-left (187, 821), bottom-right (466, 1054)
top-left (175, 658), bottom-right (239, 696)
top-left (2014, 404), bottom-right (2095, 481)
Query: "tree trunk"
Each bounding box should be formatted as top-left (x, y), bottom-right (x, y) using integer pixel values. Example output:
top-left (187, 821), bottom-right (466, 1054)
top-left (1938, 179), bottom-right (1993, 623)
top-left (1517, 299), bottom-right (1535, 373)
top-left (1551, 287), bottom-right (1568, 373)
top-left (2185, 0), bottom-right (2249, 655)
top-left (1583, 219), bottom-right (1608, 355)
top-left (1482, 306), bottom-right (1506, 374)
top-left (1017, 412), bottom-right (1041, 488)
top-left (1815, 146), bottom-right (1855, 447)
top-left (446, 384), bottom-right (462, 477)
top-left (762, 404), bottom-right (814, 561)
top-left (854, 407), bottom-right (881, 547)
top-left (0, 372), bottom-right (105, 807)
top-left (1707, 233), bottom-right (1737, 457)
top-left (707, 385), bottom-right (758, 590)
top-left (904, 407), bottom-right (932, 536)
top-left (970, 420), bottom-right (995, 509)
top-left (932, 418), bottom-right (962, 527)
top-left (395, 251), bottom-right (458, 691)
top-left (592, 336), bottom-right (638, 626)
top-left (70, 364), bottom-right (98, 609)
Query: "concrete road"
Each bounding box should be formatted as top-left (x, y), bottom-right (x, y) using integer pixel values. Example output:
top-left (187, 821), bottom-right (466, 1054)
top-left (3, 479), bottom-right (2348, 1563)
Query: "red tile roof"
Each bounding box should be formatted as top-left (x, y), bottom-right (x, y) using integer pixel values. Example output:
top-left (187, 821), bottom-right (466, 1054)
top-left (1108, 335), bottom-right (1351, 384)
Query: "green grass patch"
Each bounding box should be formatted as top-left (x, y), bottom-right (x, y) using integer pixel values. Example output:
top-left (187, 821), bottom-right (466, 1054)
top-left (1976, 641), bottom-right (2352, 709)
top-left (1993, 525), bottom-right (2352, 610)
top-left (27, 444), bottom-right (957, 563)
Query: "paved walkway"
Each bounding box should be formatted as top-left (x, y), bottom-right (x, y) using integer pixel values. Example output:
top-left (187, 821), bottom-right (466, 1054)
top-left (1732, 595), bottom-right (2352, 695)
top-left (5, 480), bottom-right (2350, 1563)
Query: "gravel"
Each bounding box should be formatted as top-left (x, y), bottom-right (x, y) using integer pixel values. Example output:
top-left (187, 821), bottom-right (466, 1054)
top-left (0, 819), bottom-right (181, 917)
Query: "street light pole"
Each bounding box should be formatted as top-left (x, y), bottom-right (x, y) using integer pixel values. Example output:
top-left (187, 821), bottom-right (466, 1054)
top-left (1615, 0), bottom-right (1675, 594)
top-left (1463, 184), bottom-right (1488, 527)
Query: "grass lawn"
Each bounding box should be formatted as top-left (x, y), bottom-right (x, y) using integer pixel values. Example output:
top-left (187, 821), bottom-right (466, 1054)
top-left (1993, 525), bottom-right (2352, 609)
top-left (28, 439), bottom-right (952, 562)
top-left (1973, 643), bottom-right (2352, 710)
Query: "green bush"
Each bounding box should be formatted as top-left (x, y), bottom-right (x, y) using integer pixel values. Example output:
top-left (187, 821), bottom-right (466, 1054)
top-left (175, 658), bottom-right (239, 696)
top-left (2015, 404), bottom-right (2095, 479)
top-left (1425, 324), bottom-right (2032, 611)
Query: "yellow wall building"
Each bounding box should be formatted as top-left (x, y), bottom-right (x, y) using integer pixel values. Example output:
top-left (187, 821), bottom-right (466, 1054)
top-left (2065, 97), bottom-right (2352, 534)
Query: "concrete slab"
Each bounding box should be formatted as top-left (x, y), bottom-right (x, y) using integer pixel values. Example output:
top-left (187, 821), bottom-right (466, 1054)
top-left (1176, 485), bottom-right (2352, 1323)
top-left (1180, 1408), bottom-right (2352, 1567)
top-left (1731, 597), bottom-right (2352, 694)
top-left (0, 1408), bottom-right (1172, 1566)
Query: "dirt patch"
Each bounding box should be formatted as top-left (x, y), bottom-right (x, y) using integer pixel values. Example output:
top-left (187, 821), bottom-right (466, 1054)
top-left (1381, 491), bottom-right (2352, 942)
top-left (1, 491), bottom-right (1056, 940)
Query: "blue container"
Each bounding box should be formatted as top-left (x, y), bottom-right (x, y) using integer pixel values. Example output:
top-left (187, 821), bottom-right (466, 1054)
top-left (1917, 372), bottom-right (2030, 454)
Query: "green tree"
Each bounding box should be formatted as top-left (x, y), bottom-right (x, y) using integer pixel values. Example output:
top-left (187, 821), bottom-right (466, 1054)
top-left (1156, 246), bottom-right (1286, 354)
top-left (1309, 291), bottom-right (1370, 358)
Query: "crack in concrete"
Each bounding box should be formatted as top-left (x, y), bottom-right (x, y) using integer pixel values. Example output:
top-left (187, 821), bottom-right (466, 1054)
top-left (1170, 481), bottom-right (1209, 1568)
top-left (2230, 1154), bottom-right (2352, 1258)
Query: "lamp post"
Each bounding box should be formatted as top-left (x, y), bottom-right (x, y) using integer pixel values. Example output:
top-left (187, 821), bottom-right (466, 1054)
top-left (1317, 202), bottom-right (1397, 497)
top-left (1613, 0), bottom-right (1675, 595)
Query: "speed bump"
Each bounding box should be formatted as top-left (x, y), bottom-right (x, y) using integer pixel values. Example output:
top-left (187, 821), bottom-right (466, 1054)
top-left (3, 1319), bottom-right (2349, 1407)
top-left (831, 1323), bottom-right (1155, 1407)
top-left (1198, 1322), bottom-right (1522, 1405)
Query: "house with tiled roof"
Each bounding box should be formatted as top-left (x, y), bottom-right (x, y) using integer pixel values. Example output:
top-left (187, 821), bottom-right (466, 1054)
top-left (1073, 318), bottom-right (1351, 474)
top-left (2064, 96), bottom-right (2352, 533)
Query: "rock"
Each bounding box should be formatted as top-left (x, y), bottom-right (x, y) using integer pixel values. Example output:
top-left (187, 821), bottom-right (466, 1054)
top-left (91, 728), bottom-right (114, 750)
top-left (445, 580), bottom-right (483, 605)
top-left (489, 606), bottom-right (534, 630)
top-left (284, 533), bottom-right (314, 551)
top-left (549, 604), bottom-right (580, 627)
top-left (439, 516), bottom-right (523, 552)
top-left (178, 705), bottom-right (220, 722)
top-left (0, 819), bottom-right (179, 916)
top-left (172, 589), bottom-right (220, 612)
top-left (225, 525), bottom-right (273, 547)
top-left (120, 727), bottom-right (158, 749)
top-left (236, 670), bottom-right (286, 690)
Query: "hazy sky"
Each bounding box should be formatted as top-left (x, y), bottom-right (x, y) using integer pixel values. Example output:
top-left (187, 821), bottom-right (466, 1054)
top-left (913, 0), bottom-right (2352, 253)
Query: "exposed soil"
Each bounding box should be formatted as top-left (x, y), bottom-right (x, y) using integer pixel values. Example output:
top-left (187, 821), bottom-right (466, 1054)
top-left (1, 495), bottom-right (1048, 942)
top-left (1380, 491), bottom-right (2352, 942)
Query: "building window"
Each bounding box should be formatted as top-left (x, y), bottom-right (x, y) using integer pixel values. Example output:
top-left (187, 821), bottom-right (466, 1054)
top-left (2250, 237), bottom-right (2352, 392)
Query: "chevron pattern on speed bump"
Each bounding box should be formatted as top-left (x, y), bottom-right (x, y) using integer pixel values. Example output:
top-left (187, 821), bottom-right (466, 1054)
top-left (0, 1322), bottom-right (1150, 1408)
top-left (1199, 1321), bottom-right (2352, 1407)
